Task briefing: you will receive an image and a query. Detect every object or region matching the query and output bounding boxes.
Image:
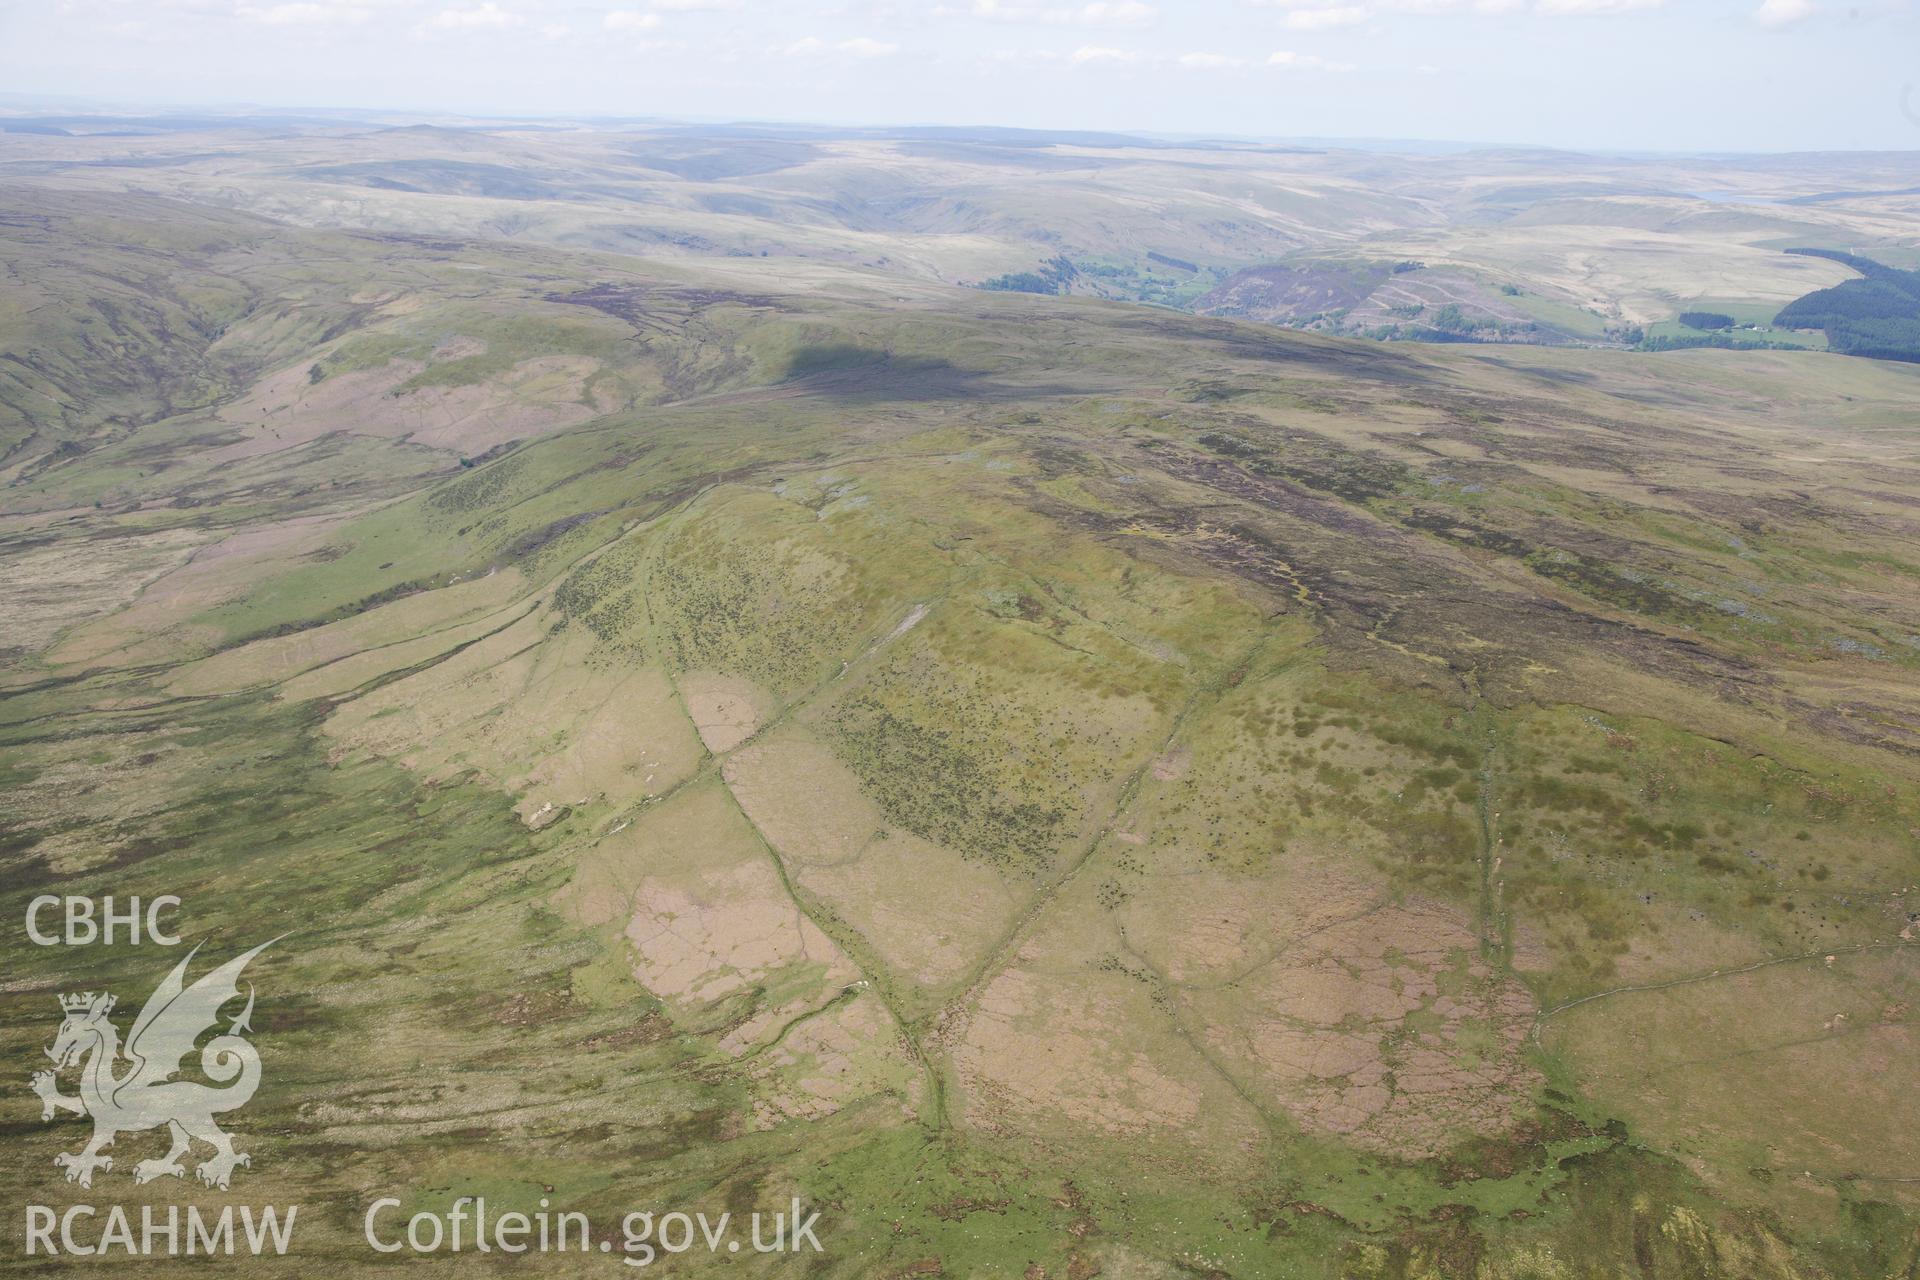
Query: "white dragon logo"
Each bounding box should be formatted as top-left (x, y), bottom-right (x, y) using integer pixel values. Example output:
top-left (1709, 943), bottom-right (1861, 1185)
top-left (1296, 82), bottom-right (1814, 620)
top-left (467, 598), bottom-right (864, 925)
top-left (30, 940), bottom-right (275, 1190)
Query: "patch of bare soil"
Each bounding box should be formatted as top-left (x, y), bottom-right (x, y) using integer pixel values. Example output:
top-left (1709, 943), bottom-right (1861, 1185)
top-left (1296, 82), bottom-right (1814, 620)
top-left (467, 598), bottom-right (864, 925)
top-left (948, 850), bottom-right (1537, 1159)
top-left (46, 509), bottom-right (359, 665)
top-left (724, 728), bottom-right (1024, 993)
top-left (681, 671), bottom-right (770, 753)
top-left (951, 963), bottom-right (1210, 1136)
top-left (940, 885), bottom-right (1266, 1171)
top-left (1194, 895), bottom-right (1540, 1156)
top-left (747, 992), bottom-right (919, 1128)
top-left (566, 784), bottom-right (865, 1059)
top-left (624, 861), bottom-right (849, 1005)
top-left (1, 524), bottom-right (209, 655)
top-left (212, 352), bottom-right (607, 460)
top-left (325, 610), bottom-right (704, 817)
top-left (170, 570), bottom-right (524, 696)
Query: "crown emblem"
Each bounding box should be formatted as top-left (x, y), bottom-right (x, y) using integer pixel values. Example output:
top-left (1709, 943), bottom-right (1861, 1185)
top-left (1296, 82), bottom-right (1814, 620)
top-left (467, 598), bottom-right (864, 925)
top-left (58, 992), bottom-right (114, 1016)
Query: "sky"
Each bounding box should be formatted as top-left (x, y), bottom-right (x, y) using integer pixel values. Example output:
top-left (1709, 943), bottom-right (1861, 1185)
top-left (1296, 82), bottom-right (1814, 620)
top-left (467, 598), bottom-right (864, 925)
top-left (1, 0), bottom-right (1916, 152)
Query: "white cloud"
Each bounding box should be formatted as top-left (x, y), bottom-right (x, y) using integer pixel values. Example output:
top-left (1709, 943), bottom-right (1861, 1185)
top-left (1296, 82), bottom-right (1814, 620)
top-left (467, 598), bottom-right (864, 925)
top-left (1283, 4), bottom-right (1369, 27)
top-left (238, 2), bottom-right (372, 25)
top-left (1021, 44), bottom-right (1361, 72)
top-left (949, 0), bottom-right (1156, 27)
top-left (1381, 0), bottom-right (1524, 12)
top-left (604, 9), bottom-right (664, 31)
top-left (1753, 0), bottom-right (1814, 23)
top-left (840, 35), bottom-right (901, 55)
top-left (425, 2), bottom-right (519, 30)
top-left (652, 0), bottom-right (739, 9)
top-left (780, 35), bottom-right (826, 54)
top-left (1267, 49), bottom-right (1357, 71)
top-left (1077, 0), bottom-right (1156, 22)
top-left (1261, 0), bottom-right (1616, 12)
top-left (1534, 0), bottom-right (1663, 13)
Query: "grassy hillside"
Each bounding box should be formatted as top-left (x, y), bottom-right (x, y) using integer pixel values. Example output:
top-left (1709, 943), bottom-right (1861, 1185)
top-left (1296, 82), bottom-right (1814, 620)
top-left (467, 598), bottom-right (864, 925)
top-left (3, 175), bottom-right (1919, 1279)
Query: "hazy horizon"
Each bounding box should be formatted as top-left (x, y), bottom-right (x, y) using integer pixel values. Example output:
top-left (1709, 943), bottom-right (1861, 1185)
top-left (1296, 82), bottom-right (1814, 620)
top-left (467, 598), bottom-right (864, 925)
top-left (9, 95), bottom-right (1920, 160)
top-left (1, 0), bottom-right (1916, 153)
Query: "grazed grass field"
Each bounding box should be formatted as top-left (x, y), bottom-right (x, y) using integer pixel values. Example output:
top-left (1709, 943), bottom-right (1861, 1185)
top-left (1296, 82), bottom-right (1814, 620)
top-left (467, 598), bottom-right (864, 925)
top-left (2, 136), bottom-right (1918, 1278)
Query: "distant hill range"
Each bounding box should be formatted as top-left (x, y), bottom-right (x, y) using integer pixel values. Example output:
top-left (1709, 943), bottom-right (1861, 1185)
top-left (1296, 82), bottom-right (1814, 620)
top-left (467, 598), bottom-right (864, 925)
top-left (1774, 249), bottom-right (1920, 362)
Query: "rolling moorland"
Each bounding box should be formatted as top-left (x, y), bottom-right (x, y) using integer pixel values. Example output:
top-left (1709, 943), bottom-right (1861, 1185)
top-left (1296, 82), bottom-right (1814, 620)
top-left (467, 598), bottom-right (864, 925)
top-left (6, 115), bottom-right (1920, 346)
top-left (2, 122), bottom-right (1920, 1277)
